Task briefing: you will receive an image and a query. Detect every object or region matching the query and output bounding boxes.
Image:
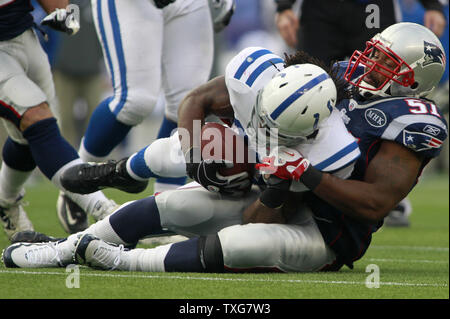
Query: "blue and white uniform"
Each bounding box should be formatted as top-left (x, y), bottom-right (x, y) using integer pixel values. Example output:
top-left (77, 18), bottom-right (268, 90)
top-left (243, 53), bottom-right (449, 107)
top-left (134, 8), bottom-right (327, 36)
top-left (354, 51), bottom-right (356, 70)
top-left (306, 62), bottom-right (449, 270)
top-left (225, 47), bottom-right (360, 183)
top-left (79, 0), bottom-right (213, 159)
top-left (149, 47), bottom-right (362, 272)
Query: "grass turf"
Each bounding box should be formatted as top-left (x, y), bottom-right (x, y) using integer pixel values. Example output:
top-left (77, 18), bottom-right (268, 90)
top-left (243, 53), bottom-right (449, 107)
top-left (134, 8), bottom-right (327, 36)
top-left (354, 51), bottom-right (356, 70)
top-left (0, 173), bottom-right (448, 300)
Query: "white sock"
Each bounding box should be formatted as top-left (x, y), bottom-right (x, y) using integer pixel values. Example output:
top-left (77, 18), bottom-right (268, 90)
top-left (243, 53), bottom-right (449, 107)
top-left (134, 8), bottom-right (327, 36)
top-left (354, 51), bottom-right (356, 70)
top-left (126, 244), bottom-right (172, 272)
top-left (0, 162), bottom-right (32, 202)
top-left (51, 158), bottom-right (112, 216)
top-left (83, 213), bottom-right (130, 245)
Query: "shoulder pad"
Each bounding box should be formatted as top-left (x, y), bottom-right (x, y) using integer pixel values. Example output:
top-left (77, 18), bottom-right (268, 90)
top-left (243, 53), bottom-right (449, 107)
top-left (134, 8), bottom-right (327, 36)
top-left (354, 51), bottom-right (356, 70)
top-left (379, 98), bottom-right (448, 157)
top-left (225, 47), bottom-right (284, 91)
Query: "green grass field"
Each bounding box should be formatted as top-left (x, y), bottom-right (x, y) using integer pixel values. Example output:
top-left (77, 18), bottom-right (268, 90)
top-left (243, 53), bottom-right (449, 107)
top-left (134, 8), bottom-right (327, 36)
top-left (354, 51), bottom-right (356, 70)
top-left (0, 173), bottom-right (448, 300)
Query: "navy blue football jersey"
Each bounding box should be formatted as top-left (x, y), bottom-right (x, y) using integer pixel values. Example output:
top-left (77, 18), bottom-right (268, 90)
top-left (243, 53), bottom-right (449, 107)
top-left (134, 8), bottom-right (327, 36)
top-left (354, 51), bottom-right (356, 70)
top-left (305, 61), bottom-right (448, 270)
top-left (0, 0), bottom-right (34, 41)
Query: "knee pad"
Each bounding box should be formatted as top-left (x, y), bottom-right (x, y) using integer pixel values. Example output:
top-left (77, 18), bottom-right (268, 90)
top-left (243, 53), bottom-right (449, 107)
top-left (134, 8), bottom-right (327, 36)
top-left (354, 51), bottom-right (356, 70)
top-left (145, 134), bottom-right (185, 178)
top-left (114, 93), bottom-right (158, 126)
top-left (218, 224), bottom-right (281, 271)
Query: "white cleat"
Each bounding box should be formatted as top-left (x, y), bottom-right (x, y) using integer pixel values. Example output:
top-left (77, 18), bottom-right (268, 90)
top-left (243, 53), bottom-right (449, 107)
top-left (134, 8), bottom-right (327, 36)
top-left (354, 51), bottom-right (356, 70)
top-left (90, 199), bottom-right (120, 221)
top-left (1, 239), bottom-right (76, 268)
top-left (0, 193), bottom-right (34, 241)
top-left (75, 234), bottom-right (130, 271)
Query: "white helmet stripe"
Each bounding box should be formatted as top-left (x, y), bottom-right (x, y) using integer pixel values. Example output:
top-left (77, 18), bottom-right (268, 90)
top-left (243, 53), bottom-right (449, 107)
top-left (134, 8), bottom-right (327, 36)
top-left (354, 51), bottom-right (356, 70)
top-left (233, 49), bottom-right (273, 80)
top-left (270, 72), bottom-right (330, 120)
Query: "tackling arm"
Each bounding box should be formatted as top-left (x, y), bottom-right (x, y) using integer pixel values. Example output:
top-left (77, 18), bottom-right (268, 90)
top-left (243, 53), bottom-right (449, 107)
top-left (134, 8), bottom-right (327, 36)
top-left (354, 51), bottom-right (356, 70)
top-left (312, 140), bottom-right (423, 224)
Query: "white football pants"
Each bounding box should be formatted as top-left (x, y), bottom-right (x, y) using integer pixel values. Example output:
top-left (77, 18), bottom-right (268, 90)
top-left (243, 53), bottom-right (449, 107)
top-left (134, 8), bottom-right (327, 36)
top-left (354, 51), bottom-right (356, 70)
top-left (155, 183), bottom-right (337, 272)
top-left (91, 0), bottom-right (213, 124)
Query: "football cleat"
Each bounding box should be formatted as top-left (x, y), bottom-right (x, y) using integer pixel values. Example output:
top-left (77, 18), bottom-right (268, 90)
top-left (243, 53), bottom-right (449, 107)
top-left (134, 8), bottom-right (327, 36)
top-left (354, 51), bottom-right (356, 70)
top-left (60, 158), bottom-right (148, 194)
top-left (0, 193), bottom-right (34, 241)
top-left (57, 192), bottom-right (88, 234)
top-left (10, 230), bottom-right (63, 244)
top-left (1, 239), bottom-right (75, 268)
top-left (384, 198), bottom-right (413, 227)
top-left (75, 233), bottom-right (129, 270)
top-left (90, 199), bottom-right (120, 222)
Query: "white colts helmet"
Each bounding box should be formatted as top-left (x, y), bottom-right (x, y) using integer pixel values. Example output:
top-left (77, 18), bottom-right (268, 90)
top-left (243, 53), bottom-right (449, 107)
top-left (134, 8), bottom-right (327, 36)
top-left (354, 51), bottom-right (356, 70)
top-left (344, 22), bottom-right (446, 98)
top-left (251, 63), bottom-right (337, 146)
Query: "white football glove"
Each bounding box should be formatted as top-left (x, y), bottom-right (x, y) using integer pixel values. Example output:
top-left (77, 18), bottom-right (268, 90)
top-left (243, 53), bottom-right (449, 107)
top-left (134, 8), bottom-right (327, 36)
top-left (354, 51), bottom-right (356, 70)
top-left (41, 8), bottom-right (80, 35)
top-left (208, 0), bottom-right (235, 32)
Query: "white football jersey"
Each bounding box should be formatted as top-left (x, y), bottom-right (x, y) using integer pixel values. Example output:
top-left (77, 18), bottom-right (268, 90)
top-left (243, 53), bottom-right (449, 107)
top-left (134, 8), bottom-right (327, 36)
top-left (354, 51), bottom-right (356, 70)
top-left (224, 47), bottom-right (361, 183)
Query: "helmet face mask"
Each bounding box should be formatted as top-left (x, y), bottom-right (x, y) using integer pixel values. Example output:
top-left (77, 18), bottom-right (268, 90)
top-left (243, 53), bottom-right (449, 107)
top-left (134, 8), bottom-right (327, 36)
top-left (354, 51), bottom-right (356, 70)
top-left (343, 23), bottom-right (446, 98)
top-left (344, 37), bottom-right (415, 96)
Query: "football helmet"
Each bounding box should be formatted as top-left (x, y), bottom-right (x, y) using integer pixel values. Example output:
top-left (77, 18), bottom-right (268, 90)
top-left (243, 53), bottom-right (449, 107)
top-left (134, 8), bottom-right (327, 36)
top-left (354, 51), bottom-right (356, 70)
top-left (344, 22), bottom-right (446, 98)
top-left (250, 63), bottom-right (336, 146)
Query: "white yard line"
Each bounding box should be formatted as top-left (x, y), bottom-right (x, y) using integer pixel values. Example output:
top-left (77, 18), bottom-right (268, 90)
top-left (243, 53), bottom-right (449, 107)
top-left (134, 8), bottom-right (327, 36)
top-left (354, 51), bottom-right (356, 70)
top-left (367, 258), bottom-right (448, 264)
top-left (0, 269), bottom-right (447, 288)
top-left (370, 245), bottom-right (449, 252)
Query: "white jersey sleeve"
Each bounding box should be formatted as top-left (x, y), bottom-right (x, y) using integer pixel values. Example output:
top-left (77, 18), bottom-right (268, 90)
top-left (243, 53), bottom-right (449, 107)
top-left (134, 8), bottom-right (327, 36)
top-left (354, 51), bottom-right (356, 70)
top-left (224, 47), bottom-right (285, 131)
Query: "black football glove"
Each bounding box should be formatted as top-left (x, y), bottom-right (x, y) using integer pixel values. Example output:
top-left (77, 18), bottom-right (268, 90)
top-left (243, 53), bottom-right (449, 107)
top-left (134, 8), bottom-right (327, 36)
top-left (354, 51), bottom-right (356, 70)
top-left (185, 148), bottom-right (250, 196)
top-left (154, 0), bottom-right (176, 9)
top-left (41, 8), bottom-right (80, 35)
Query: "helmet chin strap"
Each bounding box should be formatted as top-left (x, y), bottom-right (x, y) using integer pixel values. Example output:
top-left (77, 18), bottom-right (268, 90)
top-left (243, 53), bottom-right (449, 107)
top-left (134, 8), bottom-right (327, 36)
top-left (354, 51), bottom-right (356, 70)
top-left (358, 78), bottom-right (392, 98)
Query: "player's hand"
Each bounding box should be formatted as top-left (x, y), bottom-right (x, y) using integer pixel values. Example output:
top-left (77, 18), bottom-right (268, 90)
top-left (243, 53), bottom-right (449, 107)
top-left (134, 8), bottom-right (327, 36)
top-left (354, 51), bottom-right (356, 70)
top-left (185, 148), bottom-right (250, 196)
top-left (154, 0), bottom-right (176, 9)
top-left (210, 0), bottom-right (236, 33)
top-left (424, 10), bottom-right (446, 37)
top-left (41, 8), bottom-right (80, 35)
top-left (275, 9), bottom-right (299, 48)
top-left (256, 146), bottom-right (311, 181)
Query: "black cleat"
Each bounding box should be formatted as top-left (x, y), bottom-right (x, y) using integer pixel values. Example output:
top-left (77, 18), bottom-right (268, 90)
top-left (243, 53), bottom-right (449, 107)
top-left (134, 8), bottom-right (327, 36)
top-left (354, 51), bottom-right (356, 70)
top-left (57, 192), bottom-right (88, 234)
top-left (60, 158), bottom-right (148, 194)
top-left (10, 230), bottom-right (63, 244)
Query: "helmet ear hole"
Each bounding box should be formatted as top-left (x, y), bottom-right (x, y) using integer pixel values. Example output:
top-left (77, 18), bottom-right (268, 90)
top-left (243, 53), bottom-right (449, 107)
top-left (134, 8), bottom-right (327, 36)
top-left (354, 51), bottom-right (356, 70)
top-left (301, 106), bottom-right (308, 115)
top-left (410, 82), bottom-right (419, 89)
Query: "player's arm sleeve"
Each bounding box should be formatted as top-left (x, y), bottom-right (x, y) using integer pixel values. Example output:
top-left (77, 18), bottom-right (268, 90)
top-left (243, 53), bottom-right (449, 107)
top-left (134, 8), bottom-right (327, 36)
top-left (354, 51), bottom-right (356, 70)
top-left (381, 114), bottom-right (448, 159)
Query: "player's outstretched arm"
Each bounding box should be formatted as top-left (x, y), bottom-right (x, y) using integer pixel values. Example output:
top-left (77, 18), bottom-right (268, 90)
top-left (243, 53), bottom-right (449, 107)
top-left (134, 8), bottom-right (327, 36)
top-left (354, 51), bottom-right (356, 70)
top-left (312, 141), bottom-right (423, 224)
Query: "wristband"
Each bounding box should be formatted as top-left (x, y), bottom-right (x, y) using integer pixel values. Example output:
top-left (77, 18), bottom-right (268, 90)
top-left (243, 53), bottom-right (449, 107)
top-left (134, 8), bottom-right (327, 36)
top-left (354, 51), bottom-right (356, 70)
top-left (259, 187), bottom-right (289, 209)
top-left (299, 165), bottom-right (323, 191)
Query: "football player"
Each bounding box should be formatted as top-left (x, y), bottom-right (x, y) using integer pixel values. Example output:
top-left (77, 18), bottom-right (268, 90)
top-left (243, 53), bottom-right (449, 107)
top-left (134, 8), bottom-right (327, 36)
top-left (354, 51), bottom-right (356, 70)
top-left (0, 0), bottom-right (118, 241)
top-left (2, 53), bottom-right (361, 271)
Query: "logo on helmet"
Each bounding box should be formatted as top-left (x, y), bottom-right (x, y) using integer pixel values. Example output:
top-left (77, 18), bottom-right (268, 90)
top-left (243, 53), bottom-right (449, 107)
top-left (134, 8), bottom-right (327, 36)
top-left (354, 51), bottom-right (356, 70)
top-left (423, 41), bottom-right (445, 67)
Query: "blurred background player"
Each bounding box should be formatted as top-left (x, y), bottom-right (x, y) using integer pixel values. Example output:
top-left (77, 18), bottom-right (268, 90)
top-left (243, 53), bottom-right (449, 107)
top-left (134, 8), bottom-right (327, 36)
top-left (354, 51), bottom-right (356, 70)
top-left (0, 0), bottom-right (118, 241)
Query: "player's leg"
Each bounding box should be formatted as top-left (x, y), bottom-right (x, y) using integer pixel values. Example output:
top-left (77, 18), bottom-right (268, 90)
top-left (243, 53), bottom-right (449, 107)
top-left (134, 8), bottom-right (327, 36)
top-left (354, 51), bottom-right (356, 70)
top-left (0, 136), bottom-right (35, 239)
top-left (79, 0), bottom-right (163, 162)
top-left (72, 195), bottom-right (336, 273)
top-left (2, 184), bottom-right (257, 268)
top-left (60, 132), bottom-right (186, 194)
top-left (0, 31), bottom-right (117, 236)
top-left (154, 0), bottom-right (213, 192)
